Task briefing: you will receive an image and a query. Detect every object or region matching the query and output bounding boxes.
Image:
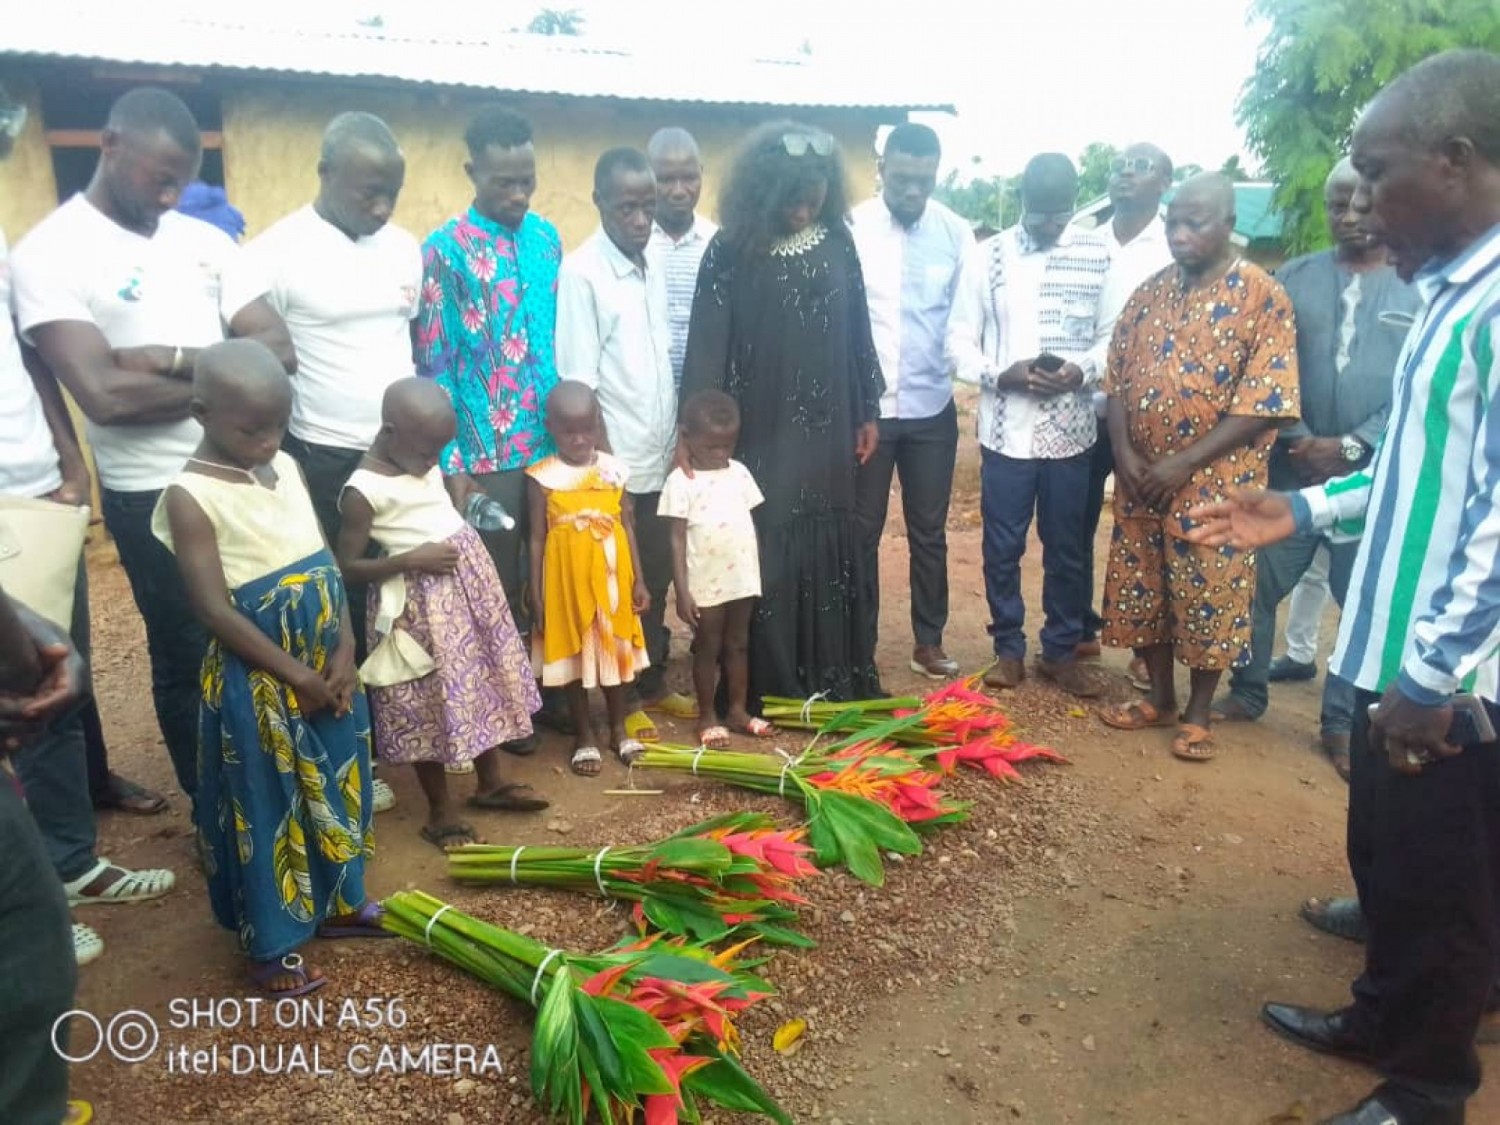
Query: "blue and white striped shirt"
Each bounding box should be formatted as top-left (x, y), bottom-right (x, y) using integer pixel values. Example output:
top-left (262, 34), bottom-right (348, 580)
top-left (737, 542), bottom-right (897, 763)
top-left (1292, 221), bottom-right (1500, 703)
top-left (649, 216), bottom-right (717, 392)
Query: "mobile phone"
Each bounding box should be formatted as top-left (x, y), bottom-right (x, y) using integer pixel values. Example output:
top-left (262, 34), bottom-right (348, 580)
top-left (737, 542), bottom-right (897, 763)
top-left (1032, 353), bottom-right (1066, 373)
top-left (1366, 692), bottom-right (1496, 747)
top-left (1448, 693), bottom-right (1497, 746)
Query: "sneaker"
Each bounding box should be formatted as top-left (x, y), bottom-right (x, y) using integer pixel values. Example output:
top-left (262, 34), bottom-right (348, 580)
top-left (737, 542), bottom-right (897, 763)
top-left (910, 645), bottom-right (960, 679)
top-left (1035, 656), bottom-right (1102, 698)
top-left (1268, 655), bottom-right (1318, 683)
top-left (371, 777), bottom-right (396, 813)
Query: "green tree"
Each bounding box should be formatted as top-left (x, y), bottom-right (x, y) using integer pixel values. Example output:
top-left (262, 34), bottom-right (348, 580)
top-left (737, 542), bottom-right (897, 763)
top-left (1238, 0), bottom-right (1500, 254)
top-left (1076, 142), bottom-right (1119, 203)
top-left (933, 163), bottom-right (1021, 231)
top-left (528, 7), bottom-right (584, 35)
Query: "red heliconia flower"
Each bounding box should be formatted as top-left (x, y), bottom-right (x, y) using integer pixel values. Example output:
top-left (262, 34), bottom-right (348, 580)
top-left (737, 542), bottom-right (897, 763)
top-left (642, 1049), bottom-right (712, 1125)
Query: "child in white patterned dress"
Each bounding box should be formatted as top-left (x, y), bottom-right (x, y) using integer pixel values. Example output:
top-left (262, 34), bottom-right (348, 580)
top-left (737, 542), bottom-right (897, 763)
top-left (660, 391), bottom-right (777, 748)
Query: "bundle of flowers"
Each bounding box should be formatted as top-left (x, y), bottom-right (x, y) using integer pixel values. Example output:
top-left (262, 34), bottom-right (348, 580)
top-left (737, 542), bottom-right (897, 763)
top-left (631, 728), bottom-right (967, 886)
top-left (382, 890), bottom-right (790, 1125)
top-left (447, 812), bottom-right (818, 948)
top-left (762, 680), bottom-right (1067, 782)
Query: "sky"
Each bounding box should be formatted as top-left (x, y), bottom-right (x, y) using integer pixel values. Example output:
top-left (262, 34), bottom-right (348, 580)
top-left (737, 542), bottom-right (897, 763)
top-left (126, 0), bottom-right (1267, 180)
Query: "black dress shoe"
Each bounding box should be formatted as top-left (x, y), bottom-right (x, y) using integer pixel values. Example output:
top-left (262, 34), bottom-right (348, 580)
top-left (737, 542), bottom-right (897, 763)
top-left (1317, 1095), bottom-right (1404, 1125)
top-left (1261, 1002), bottom-right (1376, 1067)
top-left (1268, 655), bottom-right (1318, 682)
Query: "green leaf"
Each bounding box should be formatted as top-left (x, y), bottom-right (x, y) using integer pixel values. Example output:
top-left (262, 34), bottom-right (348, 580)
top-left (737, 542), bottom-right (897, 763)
top-left (750, 922), bottom-right (817, 948)
top-left (593, 994), bottom-right (677, 1051)
top-left (647, 837), bottom-right (733, 871)
top-left (573, 992), bottom-right (625, 1095)
top-left (683, 1052), bottom-right (793, 1124)
top-left (823, 790), bottom-right (922, 854)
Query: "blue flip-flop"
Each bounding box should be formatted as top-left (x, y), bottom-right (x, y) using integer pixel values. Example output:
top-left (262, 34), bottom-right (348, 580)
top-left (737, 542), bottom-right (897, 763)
top-left (250, 953), bottom-right (327, 997)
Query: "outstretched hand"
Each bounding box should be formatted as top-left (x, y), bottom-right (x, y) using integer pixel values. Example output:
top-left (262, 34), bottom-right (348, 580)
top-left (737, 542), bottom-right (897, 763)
top-left (1184, 488), bottom-right (1297, 549)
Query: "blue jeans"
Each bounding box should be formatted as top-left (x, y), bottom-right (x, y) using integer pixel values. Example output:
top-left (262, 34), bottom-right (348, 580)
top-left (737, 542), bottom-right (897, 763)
top-left (101, 487), bottom-right (206, 796)
top-left (12, 560), bottom-right (98, 881)
top-left (980, 446), bottom-right (1092, 663)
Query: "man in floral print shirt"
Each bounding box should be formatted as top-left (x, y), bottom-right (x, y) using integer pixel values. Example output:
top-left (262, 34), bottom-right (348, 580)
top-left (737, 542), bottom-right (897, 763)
top-left (1098, 174), bottom-right (1300, 763)
top-left (417, 105), bottom-right (562, 649)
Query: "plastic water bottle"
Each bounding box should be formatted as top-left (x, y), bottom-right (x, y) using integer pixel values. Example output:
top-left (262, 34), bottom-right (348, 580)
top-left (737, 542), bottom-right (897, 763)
top-left (463, 492), bottom-right (516, 532)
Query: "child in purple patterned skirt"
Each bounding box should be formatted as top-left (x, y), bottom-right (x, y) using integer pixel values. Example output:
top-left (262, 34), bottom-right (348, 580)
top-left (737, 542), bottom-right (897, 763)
top-left (336, 379), bottom-right (547, 853)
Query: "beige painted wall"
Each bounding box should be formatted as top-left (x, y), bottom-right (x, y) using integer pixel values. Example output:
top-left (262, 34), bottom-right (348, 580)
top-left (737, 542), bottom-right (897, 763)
top-left (220, 83), bottom-right (885, 249)
top-left (0, 76), bottom-right (61, 244)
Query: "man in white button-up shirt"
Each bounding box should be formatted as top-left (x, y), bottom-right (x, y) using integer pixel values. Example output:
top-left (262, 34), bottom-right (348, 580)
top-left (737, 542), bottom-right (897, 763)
top-left (557, 148), bottom-right (680, 711)
top-left (852, 124), bottom-right (973, 681)
top-left (950, 153), bottom-right (1123, 698)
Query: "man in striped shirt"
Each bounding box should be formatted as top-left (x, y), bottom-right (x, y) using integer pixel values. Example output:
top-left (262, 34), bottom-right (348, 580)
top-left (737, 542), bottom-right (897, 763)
top-left (1191, 49), bottom-right (1500, 1125)
top-left (647, 127), bottom-right (717, 392)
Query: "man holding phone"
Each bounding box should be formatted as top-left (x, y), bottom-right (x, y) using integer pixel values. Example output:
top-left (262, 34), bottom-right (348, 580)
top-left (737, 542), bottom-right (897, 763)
top-left (1189, 49), bottom-right (1500, 1124)
top-left (950, 153), bottom-right (1121, 696)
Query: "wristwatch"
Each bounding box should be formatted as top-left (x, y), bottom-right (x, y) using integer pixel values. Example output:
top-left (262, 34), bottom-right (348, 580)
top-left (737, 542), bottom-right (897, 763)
top-left (1339, 435), bottom-right (1367, 463)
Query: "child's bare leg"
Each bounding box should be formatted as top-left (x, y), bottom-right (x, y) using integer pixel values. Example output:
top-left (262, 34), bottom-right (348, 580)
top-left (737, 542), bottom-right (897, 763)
top-left (412, 762), bottom-right (479, 848)
top-left (604, 684), bottom-right (642, 762)
top-left (472, 747), bottom-right (504, 792)
top-left (692, 604), bottom-right (728, 739)
top-left (721, 598), bottom-right (759, 730)
top-left (565, 682), bottom-right (601, 776)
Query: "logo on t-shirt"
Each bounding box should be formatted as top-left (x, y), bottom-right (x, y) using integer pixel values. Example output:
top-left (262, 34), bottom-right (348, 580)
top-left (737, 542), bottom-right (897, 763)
top-left (118, 272), bottom-right (144, 302)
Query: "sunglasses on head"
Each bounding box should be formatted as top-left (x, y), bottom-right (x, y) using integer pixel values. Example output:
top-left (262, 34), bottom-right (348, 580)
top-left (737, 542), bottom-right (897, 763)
top-left (781, 132), bottom-right (833, 158)
top-left (1110, 156), bottom-right (1155, 175)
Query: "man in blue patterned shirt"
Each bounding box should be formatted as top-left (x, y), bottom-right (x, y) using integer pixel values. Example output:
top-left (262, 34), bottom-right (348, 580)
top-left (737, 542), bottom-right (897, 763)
top-left (417, 106), bottom-right (562, 640)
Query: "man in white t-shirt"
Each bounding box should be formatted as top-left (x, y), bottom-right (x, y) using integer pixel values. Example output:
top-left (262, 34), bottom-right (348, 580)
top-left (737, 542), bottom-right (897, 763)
top-left (239, 112), bottom-right (421, 543)
top-left (11, 87), bottom-right (294, 798)
top-left (1, 118), bottom-right (176, 971)
top-left (1081, 143), bottom-right (1175, 665)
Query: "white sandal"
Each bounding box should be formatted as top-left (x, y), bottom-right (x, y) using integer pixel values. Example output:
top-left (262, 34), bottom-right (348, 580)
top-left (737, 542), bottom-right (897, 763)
top-left (64, 858), bottom-right (175, 907)
top-left (371, 777), bottom-right (397, 813)
top-left (72, 921), bottom-right (104, 965)
top-left (615, 738), bottom-right (647, 765)
top-left (570, 746), bottom-right (602, 776)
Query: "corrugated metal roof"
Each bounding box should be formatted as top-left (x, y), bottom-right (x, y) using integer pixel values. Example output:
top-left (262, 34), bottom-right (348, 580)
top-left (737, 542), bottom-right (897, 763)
top-left (0, 16), bottom-right (954, 112)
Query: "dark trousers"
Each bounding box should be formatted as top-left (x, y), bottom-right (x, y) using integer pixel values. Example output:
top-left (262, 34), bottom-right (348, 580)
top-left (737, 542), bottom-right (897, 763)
top-left (629, 490), bottom-right (673, 696)
top-left (980, 446), bottom-right (1092, 663)
top-left (0, 777), bottom-right (76, 1125)
top-left (12, 560), bottom-right (98, 882)
top-left (853, 400), bottom-right (958, 649)
top-left (283, 435), bottom-right (368, 662)
top-left (1343, 687), bottom-right (1500, 1123)
top-left (101, 487), bottom-right (206, 796)
top-left (1228, 530), bottom-right (1358, 735)
top-left (1082, 424), bottom-right (1113, 639)
top-left (471, 467), bottom-right (532, 634)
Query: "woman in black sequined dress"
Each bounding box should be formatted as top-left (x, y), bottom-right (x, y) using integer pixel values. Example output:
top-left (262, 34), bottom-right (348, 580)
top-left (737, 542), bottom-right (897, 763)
top-left (682, 121), bottom-right (885, 704)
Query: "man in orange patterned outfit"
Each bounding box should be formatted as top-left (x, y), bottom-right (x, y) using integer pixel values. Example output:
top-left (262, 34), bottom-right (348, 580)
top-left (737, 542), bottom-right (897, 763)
top-left (1098, 174), bottom-right (1300, 761)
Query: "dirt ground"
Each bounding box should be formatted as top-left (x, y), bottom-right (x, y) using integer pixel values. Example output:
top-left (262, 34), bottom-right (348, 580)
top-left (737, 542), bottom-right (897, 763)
top-left (61, 403), bottom-right (1500, 1124)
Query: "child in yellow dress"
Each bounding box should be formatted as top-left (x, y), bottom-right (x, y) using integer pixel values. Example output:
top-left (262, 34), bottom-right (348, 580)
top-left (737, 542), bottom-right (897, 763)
top-left (526, 381), bottom-right (650, 776)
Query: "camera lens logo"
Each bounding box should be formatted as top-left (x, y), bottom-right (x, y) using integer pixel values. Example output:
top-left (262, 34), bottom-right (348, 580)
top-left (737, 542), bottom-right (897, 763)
top-left (52, 1009), bottom-right (160, 1064)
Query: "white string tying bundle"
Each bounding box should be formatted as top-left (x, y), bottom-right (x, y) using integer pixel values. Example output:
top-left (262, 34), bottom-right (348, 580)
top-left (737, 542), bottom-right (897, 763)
top-left (592, 847), bottom-right (612, 896)
top-left (509, 846), bottom-right (526, 885)
top-left (775, 747), bottom-right (806, 797)
top-left (423, 904), bottom-right (454, 949)
top-left (800, 691), bottom-right (830, 725)
top-left (691, 744), bottom-right (709, 776)
top-left (531, 948), bottom-right (563, 1005)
